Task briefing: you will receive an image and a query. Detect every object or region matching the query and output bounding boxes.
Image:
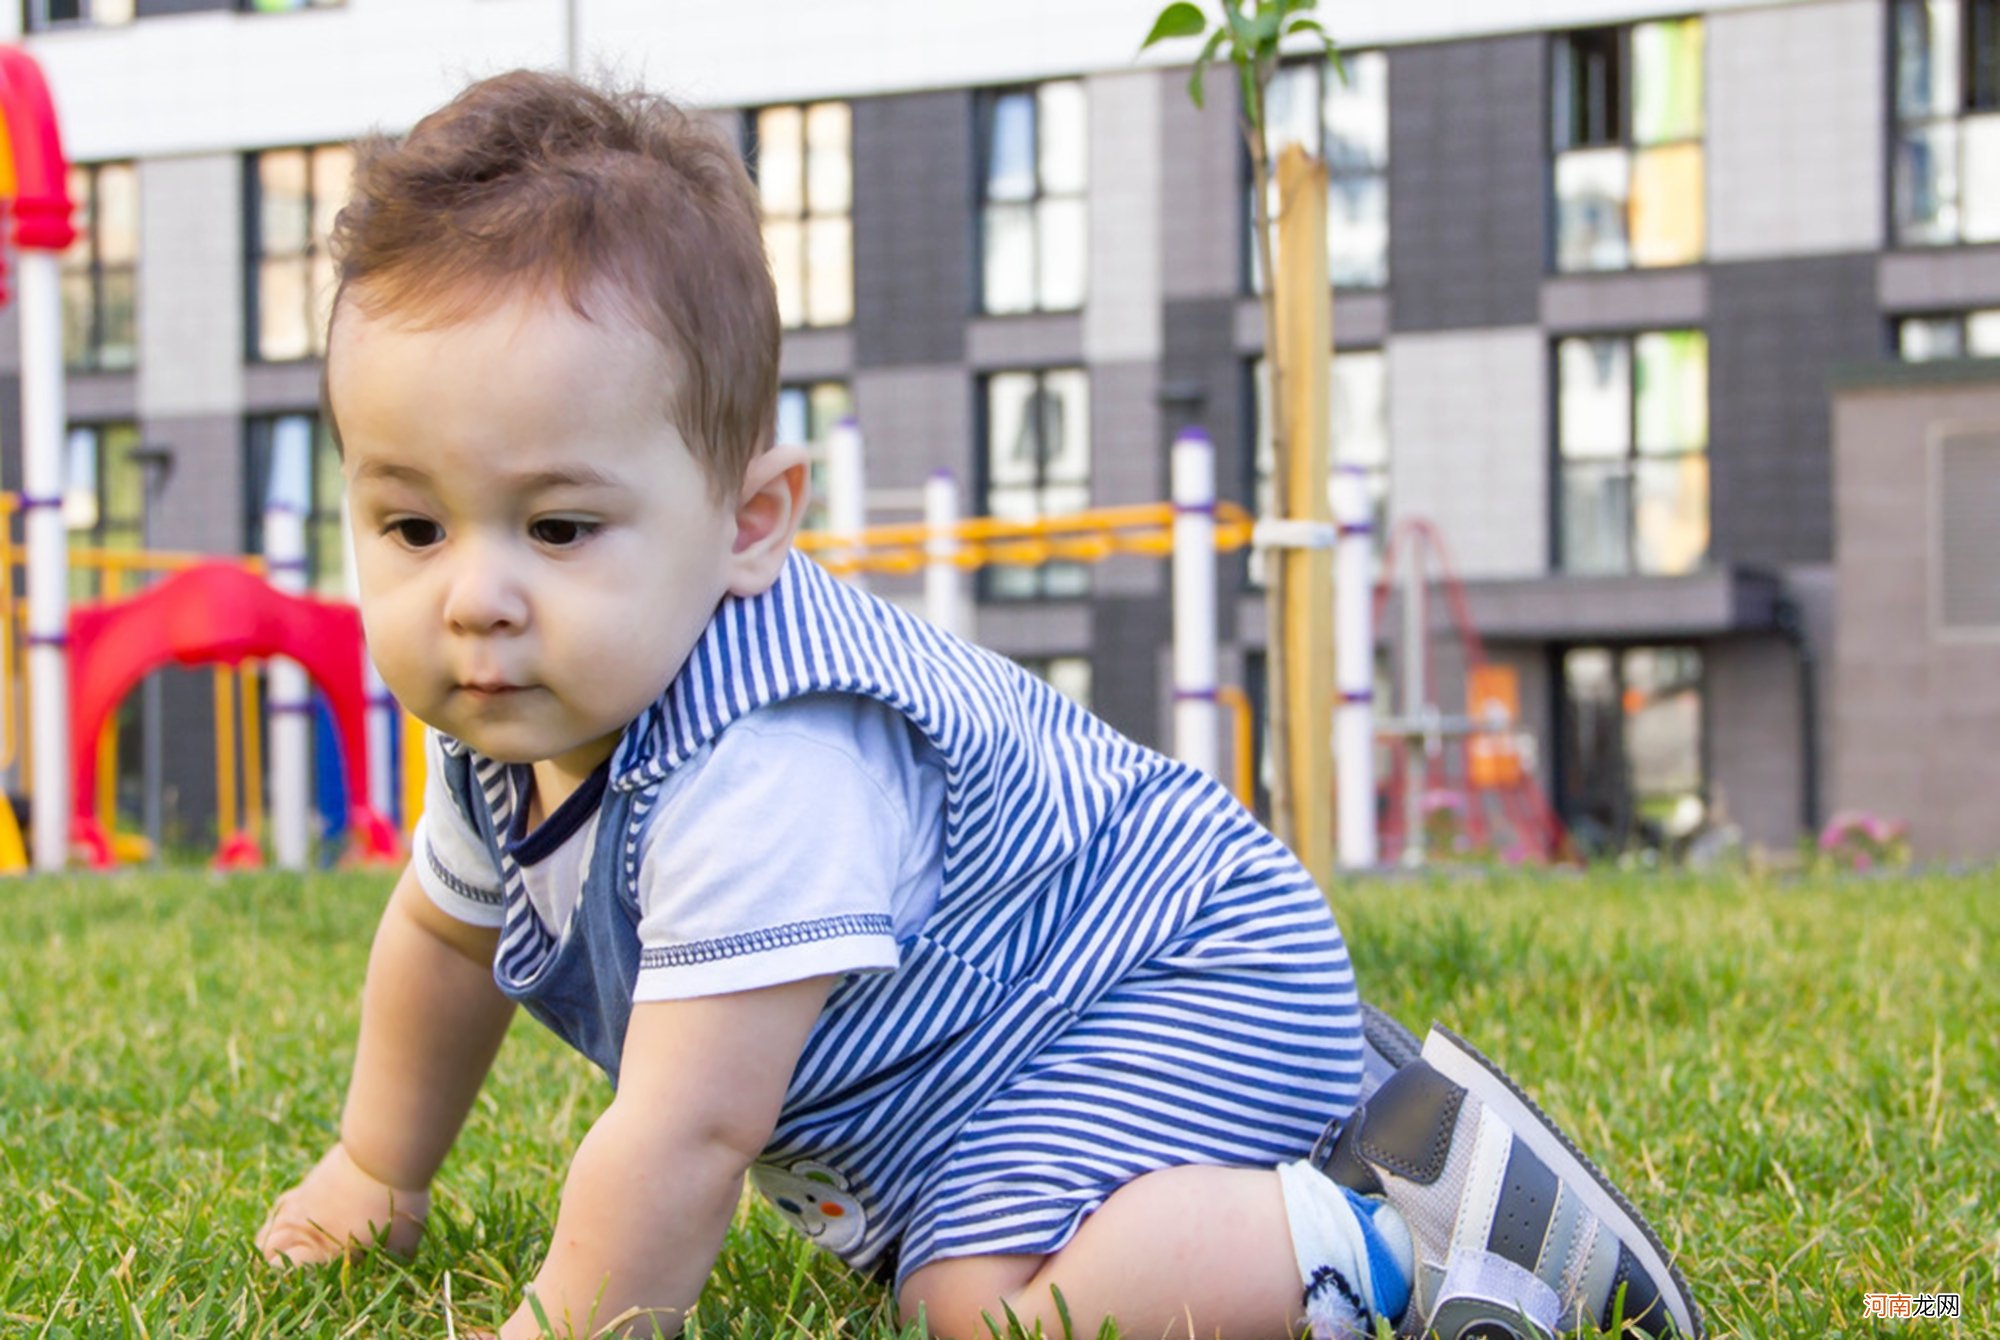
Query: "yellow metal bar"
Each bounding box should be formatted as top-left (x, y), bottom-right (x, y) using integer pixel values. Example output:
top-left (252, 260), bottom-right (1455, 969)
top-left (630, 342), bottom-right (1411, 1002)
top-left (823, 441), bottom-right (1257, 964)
top-left (214, 668), bottom-right (237, 835)
top-left (402, 710), bottom-right (427, 836)
top-left (1216, 685), bottom-right (1256, 813)
top-left (0, 494), bottom-right (16, 773)
top-left (240, 664), bottom-right (264, 836)
top-left (98, 565), bottom-right (123, 830)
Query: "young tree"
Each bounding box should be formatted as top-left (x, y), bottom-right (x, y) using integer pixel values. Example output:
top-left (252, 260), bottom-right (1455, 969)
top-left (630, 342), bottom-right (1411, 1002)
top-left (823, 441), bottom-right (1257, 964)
top-left (1142, 0), bottom-right (1344, 860)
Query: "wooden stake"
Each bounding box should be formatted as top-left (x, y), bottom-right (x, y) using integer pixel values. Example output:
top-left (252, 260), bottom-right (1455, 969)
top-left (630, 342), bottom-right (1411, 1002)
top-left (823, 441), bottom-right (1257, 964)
top-left (1274, 143), bottom-right (1334, 892)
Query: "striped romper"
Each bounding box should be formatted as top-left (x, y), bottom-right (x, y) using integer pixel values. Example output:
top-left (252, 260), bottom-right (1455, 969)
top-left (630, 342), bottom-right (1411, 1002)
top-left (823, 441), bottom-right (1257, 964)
top-left (430, 550), bottom-right (1366, 1288)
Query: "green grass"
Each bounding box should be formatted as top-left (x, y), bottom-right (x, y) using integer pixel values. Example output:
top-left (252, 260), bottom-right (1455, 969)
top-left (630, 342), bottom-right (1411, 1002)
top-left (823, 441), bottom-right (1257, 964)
top-left (1, 867), bottom-right (1993, 1337)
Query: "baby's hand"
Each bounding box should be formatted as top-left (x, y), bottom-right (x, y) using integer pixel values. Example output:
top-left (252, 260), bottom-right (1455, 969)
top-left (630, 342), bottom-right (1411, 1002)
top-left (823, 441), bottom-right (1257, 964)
top-left (256, 1142), bottom-right (429, 1265)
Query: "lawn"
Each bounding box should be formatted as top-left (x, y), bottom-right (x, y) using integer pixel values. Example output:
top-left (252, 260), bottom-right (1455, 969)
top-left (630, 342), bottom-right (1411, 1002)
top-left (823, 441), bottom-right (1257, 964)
top-left (0, 866), bottom-right (1991, 1338)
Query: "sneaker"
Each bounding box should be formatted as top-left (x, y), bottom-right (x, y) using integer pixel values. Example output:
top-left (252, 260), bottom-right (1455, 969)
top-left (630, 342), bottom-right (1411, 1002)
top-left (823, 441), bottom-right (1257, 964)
top-left (1310, 1024), bottom-right (1701, 1339)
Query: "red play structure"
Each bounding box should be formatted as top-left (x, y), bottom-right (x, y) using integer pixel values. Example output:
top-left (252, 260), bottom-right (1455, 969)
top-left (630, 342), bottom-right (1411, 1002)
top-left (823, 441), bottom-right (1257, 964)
top-left (66, 563), bottom-right (398, 868)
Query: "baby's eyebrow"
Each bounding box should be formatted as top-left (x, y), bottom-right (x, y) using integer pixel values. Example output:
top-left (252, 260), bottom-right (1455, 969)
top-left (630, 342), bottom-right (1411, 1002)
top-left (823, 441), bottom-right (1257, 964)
top-left (349, 461), bottom-right (621, 491)
top-left (506, 465), bottom-right (624, 492)
top-left (350, 459), bottom-right (431, 486)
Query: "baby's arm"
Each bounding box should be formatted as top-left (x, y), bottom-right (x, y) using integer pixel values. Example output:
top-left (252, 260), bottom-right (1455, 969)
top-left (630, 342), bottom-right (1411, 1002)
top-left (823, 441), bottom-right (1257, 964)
top-left (496, 975), bottom-right (835, 1340)
top-left (258, 861), bottom-right (514, 1263)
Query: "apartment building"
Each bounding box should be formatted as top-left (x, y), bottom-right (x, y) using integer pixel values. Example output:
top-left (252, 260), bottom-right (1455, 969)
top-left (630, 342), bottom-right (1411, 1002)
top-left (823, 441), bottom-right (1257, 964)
top-left (4, 0), bottom-right (1996, 858)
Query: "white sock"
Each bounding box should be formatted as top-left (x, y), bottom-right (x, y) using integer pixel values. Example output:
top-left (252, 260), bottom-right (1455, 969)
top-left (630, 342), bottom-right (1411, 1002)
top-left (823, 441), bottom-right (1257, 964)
top-left (1276, 1159), bottom-right (1416, 1340)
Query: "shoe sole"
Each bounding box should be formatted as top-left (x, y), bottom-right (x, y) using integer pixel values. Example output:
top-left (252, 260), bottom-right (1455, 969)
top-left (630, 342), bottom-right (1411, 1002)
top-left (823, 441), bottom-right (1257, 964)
top-left (1421, 1024), bottom-right (1702, 1340)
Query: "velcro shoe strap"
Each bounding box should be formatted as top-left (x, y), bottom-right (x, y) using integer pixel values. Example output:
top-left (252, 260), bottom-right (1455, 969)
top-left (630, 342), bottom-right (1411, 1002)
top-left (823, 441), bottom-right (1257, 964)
top-left (1432, 1249), bottom-right (1561, 1337)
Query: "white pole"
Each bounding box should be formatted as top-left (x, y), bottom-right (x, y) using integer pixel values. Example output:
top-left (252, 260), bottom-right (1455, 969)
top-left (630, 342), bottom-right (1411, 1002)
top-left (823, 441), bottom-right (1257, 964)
top-left (1171, 429), bottom-right (1219, 780)
top-left (21, 253), bottom-right (70, 872)
top-left (1332, 465), bottom-right (1378, 870)
top-left (827, 416), bottom-right (867, 592)
top-left (264, 425), bottom-right (312, 871)
top-left (923, 469), bottom-right (968, 638)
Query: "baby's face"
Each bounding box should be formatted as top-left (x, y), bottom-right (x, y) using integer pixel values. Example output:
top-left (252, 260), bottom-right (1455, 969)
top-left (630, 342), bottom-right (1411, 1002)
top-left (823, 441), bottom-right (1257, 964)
top-left (333, 288), bottom-right (742, 790)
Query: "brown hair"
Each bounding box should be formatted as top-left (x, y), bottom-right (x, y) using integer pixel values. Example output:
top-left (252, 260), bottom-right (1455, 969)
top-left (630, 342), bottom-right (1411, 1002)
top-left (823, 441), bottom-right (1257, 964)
top-left (329, 69), bottom-right (777, 494)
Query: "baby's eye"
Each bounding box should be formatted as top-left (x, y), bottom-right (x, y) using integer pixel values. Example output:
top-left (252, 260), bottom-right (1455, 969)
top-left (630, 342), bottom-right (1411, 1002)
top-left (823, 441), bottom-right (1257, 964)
top-left (386, 518), bottom-right (443, 549)
top-left (530, 517), bottom-right (598, 548)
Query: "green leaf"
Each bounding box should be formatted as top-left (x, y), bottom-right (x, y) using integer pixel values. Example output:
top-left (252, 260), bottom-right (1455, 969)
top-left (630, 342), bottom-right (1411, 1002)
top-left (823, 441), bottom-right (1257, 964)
top-left (1244, 3), bottom-right (1282, 47)
top-left (1141, 1), bottom-right (1209, 48)
top-left (1187, 26), bottom-right (1228, 107)
top-left (1219, 0), bottom-right (1249, 44)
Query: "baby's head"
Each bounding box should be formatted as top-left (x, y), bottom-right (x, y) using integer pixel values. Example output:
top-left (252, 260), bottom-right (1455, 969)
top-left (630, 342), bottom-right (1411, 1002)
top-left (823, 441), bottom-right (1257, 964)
top-left (329, 68), bottom-right (778, 498)
top-left (327, 71), bottom-right (805, 779)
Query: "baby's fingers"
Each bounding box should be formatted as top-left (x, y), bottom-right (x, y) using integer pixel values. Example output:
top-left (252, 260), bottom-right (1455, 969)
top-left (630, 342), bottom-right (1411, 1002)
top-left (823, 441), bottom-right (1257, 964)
top-left (255, 1195), bottom-right (346, 1267)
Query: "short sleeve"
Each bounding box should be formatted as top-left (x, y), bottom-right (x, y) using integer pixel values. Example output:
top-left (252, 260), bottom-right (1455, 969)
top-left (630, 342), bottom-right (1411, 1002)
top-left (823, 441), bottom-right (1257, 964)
top-left (632, 697), bottom-right (917, 1002)
top-left (411, 729), bottom-right (507, 928)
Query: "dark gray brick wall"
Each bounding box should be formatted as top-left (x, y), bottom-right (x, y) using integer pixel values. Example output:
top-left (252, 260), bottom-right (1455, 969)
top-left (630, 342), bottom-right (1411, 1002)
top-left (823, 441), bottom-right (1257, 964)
top-left (1158, 63), bottom-right (1242, 300)
top-left (1092, 593), bottom-right (1172, 749)
top-left (1708, 253), bottom-right (1881, 567)
top-left (1387, 34), bottom-right (1547, 333)
top-left (0, 375), bottom-right (19, 493)
top-left (852, 91), bottom-right (971, 368)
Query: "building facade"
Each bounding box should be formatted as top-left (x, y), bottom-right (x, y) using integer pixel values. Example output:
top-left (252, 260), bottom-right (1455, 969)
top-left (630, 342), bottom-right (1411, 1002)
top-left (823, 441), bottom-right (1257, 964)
top-left (4, 0), bottom-right (1997, 857)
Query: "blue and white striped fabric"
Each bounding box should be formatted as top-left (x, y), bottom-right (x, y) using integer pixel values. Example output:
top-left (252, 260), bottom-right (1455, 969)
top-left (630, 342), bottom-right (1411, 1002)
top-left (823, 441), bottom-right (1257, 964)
top-left (441, 550), bottom-right (1365, 1285)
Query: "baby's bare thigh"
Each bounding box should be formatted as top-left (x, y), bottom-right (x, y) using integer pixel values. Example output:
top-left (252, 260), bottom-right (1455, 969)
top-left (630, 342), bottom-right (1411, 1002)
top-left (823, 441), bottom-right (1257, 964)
top-left (899, 1253), bottom-right (1043, 1338)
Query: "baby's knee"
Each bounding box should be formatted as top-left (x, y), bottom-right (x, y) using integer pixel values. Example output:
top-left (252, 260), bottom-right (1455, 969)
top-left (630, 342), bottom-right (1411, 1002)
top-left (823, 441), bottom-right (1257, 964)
top-left (897, 1253), bottom-right (1043, 1340)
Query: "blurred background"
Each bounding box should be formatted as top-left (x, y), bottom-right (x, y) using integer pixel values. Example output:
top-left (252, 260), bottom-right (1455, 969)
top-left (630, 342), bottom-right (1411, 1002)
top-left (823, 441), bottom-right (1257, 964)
top-left (3, 0), bottom-right (1996, 864)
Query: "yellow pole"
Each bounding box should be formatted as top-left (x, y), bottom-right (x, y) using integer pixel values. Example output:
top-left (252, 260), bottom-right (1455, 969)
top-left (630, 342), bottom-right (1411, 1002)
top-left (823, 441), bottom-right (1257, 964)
top-left (97, 565), bottom-right (122, 834)
top-left (214, 667), bottom-right (237, 837)
top-left (0, 494), bottom-right (16, 775)
top-left (1274, 143), bottom-right (1335, 892)
top-left (240, 664), bottom-right (264, 837)
top-left (401, 710), bottom-right (427, 836)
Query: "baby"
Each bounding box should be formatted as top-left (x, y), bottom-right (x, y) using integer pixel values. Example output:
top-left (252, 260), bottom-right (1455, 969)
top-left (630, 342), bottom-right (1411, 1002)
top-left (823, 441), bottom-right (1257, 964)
top-left (254, 70), bottom-right (1699, 1340)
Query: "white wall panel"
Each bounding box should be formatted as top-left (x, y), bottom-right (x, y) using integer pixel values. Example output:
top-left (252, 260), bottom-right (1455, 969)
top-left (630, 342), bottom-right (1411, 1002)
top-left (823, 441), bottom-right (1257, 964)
top-left (1388, 328), bottom-right (1547, 580)
top-left (27, 1), bottom-right (565, 160)
top-left (1708, 0), bottom-right (1883, 260)
top-left (589, 0), bottom-right (1825, 106)
top-left (23, 0), bottom-right (1833, 159)
top-left (137, 153), bottom-right (241, 416)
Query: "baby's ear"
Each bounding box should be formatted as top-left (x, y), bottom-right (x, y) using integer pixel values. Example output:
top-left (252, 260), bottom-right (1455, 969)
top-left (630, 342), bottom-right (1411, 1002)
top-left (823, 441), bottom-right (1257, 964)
top-left (726, 443), bottom-right (809, 597)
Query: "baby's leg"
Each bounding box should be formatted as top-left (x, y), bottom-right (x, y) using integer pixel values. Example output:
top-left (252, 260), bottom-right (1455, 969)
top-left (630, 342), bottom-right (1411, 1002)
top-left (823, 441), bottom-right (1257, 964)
top-left (899, 1164), bottom-right (1301, 1340)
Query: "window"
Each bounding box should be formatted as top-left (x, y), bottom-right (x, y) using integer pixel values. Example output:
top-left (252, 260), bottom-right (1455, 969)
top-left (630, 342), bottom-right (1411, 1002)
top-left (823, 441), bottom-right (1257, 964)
top-left (1897, 309), bottom-right (2000, 358)
top-left (22, 0), bottom-right (132, 29)
top-left (1894, 0), bottom-right (2000, 245)
top-left (981, 369), bottom-right (1090, 598)
top-left (978, 82), bottom-right (1087, 315)
top-left (62, 162), bottom-right (138, 373)
top-left (1555, 330), bottom-right (1708, 576)
top-left (1248, 350), bottom-right (1391, 583)
top-left (246, 145), bottom-right (353, 362)
top-left (1011, 655), bottom-right (1093, 710)
top-left (777, 380), bottom-right (854, 533)
top-left (1250, 51), bottom-right (1390, 290)
top-left (63, 422), bottom-right (144, 601)
top-left (1552, 19), bottom-right (1705, 272)
top-left (749, 102), bottom-right (853, 328)
top-left (1560, 645), bottom-right (1704, 854)
top-left (245, 414), bottom-right (347, 595)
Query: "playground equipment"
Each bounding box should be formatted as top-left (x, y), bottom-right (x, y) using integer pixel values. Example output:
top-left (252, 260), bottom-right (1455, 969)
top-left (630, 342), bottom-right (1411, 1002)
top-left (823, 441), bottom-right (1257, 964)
top-left (1373, 517), bottom-right (1567, 865)
top-left (65, 563), bottom-right (398, 869)
top-left (800, 421), bottom-right (1562, 870)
